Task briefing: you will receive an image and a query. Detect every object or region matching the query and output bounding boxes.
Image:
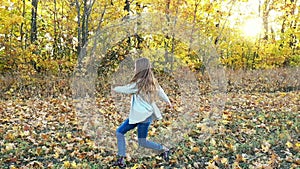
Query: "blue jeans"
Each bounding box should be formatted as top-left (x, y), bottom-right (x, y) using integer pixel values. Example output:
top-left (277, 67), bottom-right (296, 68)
top-left (116, 117), bottom-right (163, 156)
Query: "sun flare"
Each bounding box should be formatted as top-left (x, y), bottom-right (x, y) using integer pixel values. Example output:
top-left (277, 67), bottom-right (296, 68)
top-left (241, 18), bottom-right (263, 38)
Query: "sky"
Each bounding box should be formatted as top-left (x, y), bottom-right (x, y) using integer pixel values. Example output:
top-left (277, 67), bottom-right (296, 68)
top-left (225, 0), bottom-right (288, 39)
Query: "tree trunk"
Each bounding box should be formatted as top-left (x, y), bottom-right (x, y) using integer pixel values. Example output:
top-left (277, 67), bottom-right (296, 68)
top-left (188, 0), bottom-right (199, 53)
top-left (280, 0), bottom-right (298, 50)
top-left (135, 2), bottom-right (143, 51)
top-left (82, 0), bottom-right (88, 48)
top-left (288, 0), bottom-right (297, 51)
top-left (75, 0), bottom-right (96, 67)
top-left (169, 0), bottom-right (180, 72)
top-left (262, 11), bottom-right (269, 40)
top-left (164, 0), bottom-right (171, 72)
top-left (124, 0), bottom-right (130, 13)
top-left (30, 0), bottom-right (40, 72)
top-left (261, 0), bottom-right (272, 40)
top-left (53, 0), bottom-right (58, 58)
top-left (30, 0), bottom-right (38, 43)
top-left (20, 0), bottom-right (26, 49)
top-left (124, 0), bottom-right (131, 50)
top-left (75, 0), bottom-right (81, 57)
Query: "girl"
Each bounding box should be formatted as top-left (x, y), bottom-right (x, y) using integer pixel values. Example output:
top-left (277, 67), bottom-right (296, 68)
top-left (112, 57), bottom-right (172, 167)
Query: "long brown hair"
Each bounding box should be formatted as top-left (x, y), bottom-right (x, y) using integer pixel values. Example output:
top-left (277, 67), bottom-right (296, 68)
top-left (130, 58), bottom-right (158, 102)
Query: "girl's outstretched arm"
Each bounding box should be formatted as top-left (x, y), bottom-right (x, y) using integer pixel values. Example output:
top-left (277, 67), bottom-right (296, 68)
top-left (158, 86), bottom-right (172, 107)
top-left (113, 83), bottom-right (138, 94)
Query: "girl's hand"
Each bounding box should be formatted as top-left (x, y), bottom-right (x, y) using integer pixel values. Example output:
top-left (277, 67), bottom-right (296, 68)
top-left (167, 103), bottom-right (173, 109)
top-left (111, 85), bottom-right (116, 93)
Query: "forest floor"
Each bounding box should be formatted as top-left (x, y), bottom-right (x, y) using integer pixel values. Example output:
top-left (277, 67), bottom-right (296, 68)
top-left (0, 68), bottom-right (299, 169)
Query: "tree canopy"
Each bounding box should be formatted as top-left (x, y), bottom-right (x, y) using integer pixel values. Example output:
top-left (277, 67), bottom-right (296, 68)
top-left (0, 0), bottom-right (299, 73)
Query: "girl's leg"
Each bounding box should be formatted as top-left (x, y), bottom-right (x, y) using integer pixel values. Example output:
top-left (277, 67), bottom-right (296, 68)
top-left (116, 118), bottom-right (137, 157)
top-left (137, 119), bottom-right (164, 151)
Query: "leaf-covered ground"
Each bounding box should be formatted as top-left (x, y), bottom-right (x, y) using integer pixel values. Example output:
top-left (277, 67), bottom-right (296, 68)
top-left (0, 90), bottom-right (299, 169)
top-left (0, 68), bottom-right (299, 168)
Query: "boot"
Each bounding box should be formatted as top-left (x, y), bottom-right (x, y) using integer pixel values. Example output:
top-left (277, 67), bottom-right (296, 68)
top-left (113, 156), bottom-right (126, 168)
top-left (160, 146), bottom-right (170, 162)
top-left (162, 149), bottom-right (170, 162)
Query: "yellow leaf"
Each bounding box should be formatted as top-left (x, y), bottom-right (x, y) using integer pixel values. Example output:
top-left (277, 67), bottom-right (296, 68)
top-left (71, 161), bottom-right (77, 168)
top-left (9, 165), bottom-right (17, 169)
top-left (232, 162), bottom-right (242, 169)
top-left (5, 132), bottom-right (15, 140)
top-left (212, 155), bottom-right (219, 161)
top-left (63, 161), bottom-right (71, 168)
top-left (286, 121), bottom-right (293, 126)
top-left (224, 143), bottom-right (234, 151)
top-left (131, 164), bottom-right (140, 169)
top-left (261, 141), bottom-right (271, 152)
top-left (286, 141), bottom-right (293, 148)
top-left (67, 132), bottom-right (72, 139)
top-left (177, 149), bottom-right (184, 155)
top-left (206, 161), bottom-right (219, 169)
top-left (54, 152), bottom-right (60, 159)
top-left (222, 119), bottom-right (230, 125)
top-left (149, 128), bottom-right (156, 136)
top-left (210, 138), bottom-right (216, 146)
top-left (191, 146), bottom-right (200, 153)
top-left (221, 157), bottom-right (228, 164)
top-left (294, 158), bottom-right (300, 165)
top-left (236, 154), bottom-right (246, 162)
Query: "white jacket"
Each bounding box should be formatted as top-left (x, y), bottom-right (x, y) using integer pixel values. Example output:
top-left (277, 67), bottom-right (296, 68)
top-left (113, 82), bottom-right (171, 124)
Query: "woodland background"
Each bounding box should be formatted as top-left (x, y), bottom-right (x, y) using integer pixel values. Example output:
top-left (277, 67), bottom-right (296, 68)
top-left (0, 0), bottom-right (299, 168)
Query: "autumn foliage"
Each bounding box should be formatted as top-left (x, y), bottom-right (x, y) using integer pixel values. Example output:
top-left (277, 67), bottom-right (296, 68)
top-left (0, 0), bottom-right (300, 168)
